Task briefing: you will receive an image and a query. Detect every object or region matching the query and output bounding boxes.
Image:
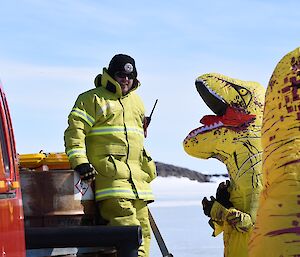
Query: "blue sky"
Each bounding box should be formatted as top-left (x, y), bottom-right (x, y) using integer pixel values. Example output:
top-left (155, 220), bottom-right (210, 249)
top-left (0, 0), bottom-right (299, 174)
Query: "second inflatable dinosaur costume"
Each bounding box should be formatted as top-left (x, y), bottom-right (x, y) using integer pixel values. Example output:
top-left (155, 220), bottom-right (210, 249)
top-left (249, 48), bottom-right (300, 256)
top-left (183, 73), bottom-right (265, 257)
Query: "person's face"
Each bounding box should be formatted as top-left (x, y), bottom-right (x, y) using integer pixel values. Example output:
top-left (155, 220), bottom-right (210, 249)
top-left (114, 72), bottom-right (134, 95)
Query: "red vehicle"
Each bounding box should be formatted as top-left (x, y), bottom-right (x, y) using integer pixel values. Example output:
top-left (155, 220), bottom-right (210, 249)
top-left (0, 82), bottom-right (26, 257)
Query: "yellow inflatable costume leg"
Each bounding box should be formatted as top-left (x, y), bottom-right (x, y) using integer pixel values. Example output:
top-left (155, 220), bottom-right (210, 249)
top-left (223, 226), bottom-right (251, 257)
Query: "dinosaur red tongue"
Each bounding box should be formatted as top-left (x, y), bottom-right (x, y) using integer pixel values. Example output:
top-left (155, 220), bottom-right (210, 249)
top-left (200, 107), bottom-right (256, 127)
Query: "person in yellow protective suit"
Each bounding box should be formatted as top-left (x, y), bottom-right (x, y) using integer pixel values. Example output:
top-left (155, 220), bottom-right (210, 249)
top-left (248, 47), bottom-right (300, 256)
top-left (183, 73), bottom-right (265, 257)
top-left (64, 54), bottom-right (157, 257)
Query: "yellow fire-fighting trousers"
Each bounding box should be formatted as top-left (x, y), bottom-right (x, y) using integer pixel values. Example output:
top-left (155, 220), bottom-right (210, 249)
top-left (99, 198), bottom-right (151, 257)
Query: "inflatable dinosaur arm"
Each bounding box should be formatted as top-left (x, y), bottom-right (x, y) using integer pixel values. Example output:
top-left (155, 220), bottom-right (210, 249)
top-left (210, 201), bottom-right (253, 233)
top-left (247, 185), bottom-right (262, 224)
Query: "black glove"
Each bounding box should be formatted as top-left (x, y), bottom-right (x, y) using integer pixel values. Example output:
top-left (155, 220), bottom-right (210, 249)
top-left (74, 163), bottom-right (98, 181)
top-left (202, 196), bottom-right (215, 217)
top-left (216, 180), bottom-right (233, 208)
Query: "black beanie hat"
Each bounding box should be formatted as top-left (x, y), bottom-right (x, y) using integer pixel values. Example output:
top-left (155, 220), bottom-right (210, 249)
top-left (108, 54), bottom-right (137, 78)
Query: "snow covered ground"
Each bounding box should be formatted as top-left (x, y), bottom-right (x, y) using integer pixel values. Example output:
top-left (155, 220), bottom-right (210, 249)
top-left (149, 176), bottom-right (225, 257)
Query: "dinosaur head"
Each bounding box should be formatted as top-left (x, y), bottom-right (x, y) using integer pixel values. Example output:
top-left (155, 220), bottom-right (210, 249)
top-left (183, 73), bottom-right (265, 163)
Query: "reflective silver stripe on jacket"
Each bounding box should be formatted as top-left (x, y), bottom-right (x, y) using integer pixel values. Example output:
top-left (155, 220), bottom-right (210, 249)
top-left (95, 187), bottom-right (154, 200)
top-left (95, 188), bottom-right (137, 199)
top-left (88, 126), bottom-right (144, 137)
top-left (70, 108), bottom-right (95, 127)
top-left (67, 148), bottom-right (87, 159)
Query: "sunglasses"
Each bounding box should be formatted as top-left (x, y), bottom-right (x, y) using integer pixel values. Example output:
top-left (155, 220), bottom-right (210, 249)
top-left (114, 72), bottom-right (135, 80)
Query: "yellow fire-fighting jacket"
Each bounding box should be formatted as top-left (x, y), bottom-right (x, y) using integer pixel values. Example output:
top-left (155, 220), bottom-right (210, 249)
top-left (64, 68), bottom-right (156, 202)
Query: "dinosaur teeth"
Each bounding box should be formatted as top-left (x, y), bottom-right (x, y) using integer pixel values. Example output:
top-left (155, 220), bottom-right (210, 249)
top-left (207, 121), bottom-right (224, 130)
top-left (197, 78), bottom-right (226, 103)
top-left (199, 127), bottom-right (209, 132)
top-left (207, 86), bottom-right (225, 102)
top-left (200, 121), bottom-right (224, 132)
top-left (185, 121), bottom-right (224, 141)
top-left (195, 78), bottom-right (204, 83)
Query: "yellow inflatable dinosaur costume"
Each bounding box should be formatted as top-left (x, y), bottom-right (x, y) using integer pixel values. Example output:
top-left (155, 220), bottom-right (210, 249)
top-left (249, 48), bottom-right (300, 256)
top-left (183, 73), bottom-right (265, 257)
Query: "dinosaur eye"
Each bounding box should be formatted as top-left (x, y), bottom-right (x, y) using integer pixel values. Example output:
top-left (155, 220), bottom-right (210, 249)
top-left (239, 88), bottom-right (248, 96)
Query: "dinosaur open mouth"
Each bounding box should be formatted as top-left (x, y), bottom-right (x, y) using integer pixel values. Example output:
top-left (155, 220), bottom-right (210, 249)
top-left (195, 78), bottom-right (228, 116)
top-left (184, 79), bottom-right (256, 141)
